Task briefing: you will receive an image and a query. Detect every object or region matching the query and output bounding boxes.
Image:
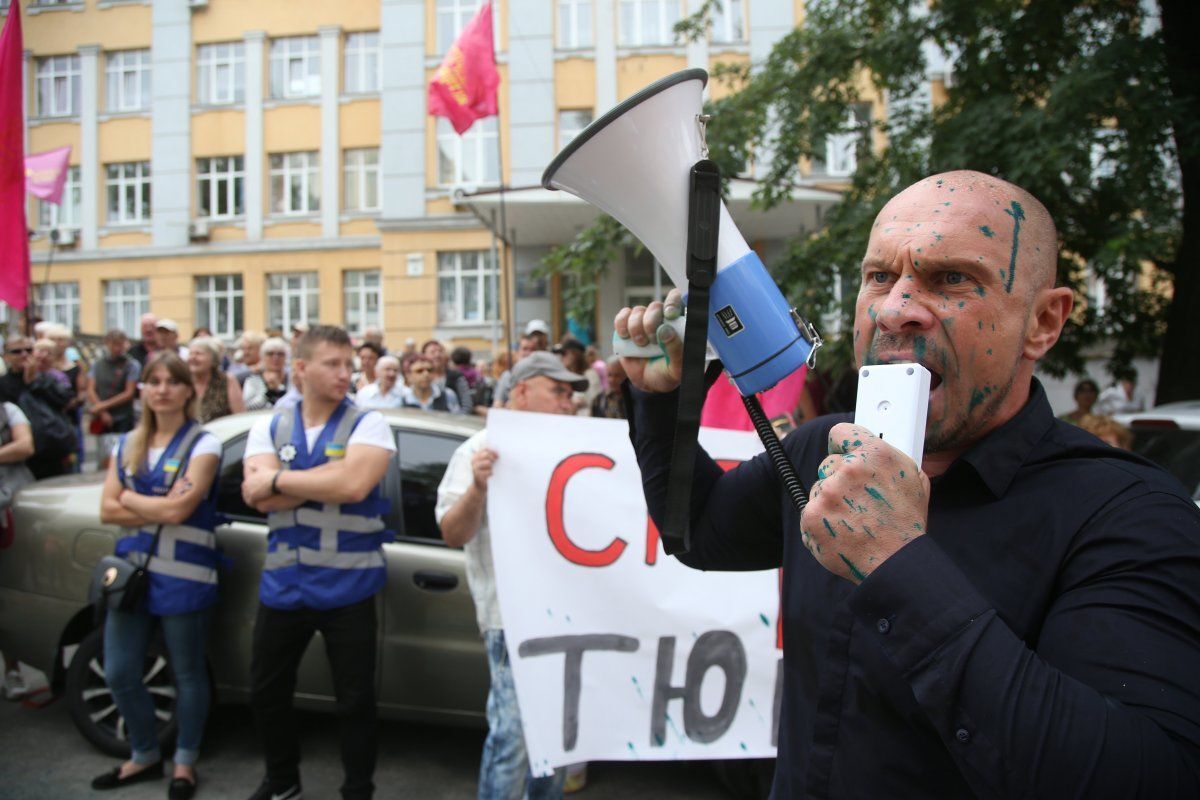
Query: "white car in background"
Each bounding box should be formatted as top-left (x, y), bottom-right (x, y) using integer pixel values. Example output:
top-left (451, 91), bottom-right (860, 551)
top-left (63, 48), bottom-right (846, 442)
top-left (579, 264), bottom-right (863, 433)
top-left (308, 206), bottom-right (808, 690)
top-left (1115, 401), bottom-right (1200, 507)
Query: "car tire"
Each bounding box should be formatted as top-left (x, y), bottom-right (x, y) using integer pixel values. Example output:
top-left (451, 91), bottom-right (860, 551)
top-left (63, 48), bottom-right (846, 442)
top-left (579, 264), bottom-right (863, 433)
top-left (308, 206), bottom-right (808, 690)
top-left (65, 627), bottom-right (179, 758)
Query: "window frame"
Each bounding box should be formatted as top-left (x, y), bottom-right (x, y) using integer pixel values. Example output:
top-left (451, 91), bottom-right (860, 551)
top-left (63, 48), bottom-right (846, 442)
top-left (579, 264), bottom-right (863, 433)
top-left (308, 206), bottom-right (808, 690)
top-left (105, 161), bottom-right (152, 226)
top-left (104, 49), bottom-right (151, 113)
top-left (38, 165), bottom-right (81, 230)
top-left (268, 151), bottom-right (321, 216)
top-left (266, 271), bottom-right (320, 331)
top-left (618, 0), bottom-right (680, 47)
top-left (708, 0), bottom-right (745, 44)
top-left (437, 250), bottom-right (499, 325)
top-left (343, 31), bottom-right (381, 95)
top-left (35, 281), bottom-right (80, 332)
top-left (194, 274), bottom-right (244, 340)
top-left (196, 41), bottom-right (246, 106)
top-left (197, 156), bottom-right (246, 220)
top-left (35, 54), bottom-right (81, 118)
top-left (343, 148), bottom-right (381, 212)
top-left (557, 109), bottom-right (593, 150)
top-left (557, 0), bottom-right (592, 49)
top-left (103, 278), bottom-right (150, 338)
top-left (342, 269), bottom-right (382, 336)
top-left (436, 117), bottom-right (499, 187)
top-left (268, 35), bottom-right (321, 100)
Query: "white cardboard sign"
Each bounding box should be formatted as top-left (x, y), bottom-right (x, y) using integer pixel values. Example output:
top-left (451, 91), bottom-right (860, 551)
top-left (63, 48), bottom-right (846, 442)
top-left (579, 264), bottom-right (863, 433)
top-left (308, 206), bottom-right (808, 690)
top-left (487, 409), bottom-right (781, 776)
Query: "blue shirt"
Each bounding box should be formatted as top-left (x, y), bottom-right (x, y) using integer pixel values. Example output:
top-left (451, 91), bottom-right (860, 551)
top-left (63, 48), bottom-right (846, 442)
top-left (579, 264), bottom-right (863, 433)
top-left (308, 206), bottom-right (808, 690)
top-left (627, 378), bottom-right (1200, 798)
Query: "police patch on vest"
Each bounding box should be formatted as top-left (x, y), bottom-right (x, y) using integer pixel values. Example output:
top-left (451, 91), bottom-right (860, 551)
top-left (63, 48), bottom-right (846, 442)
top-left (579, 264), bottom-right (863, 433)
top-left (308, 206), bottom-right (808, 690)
top-left (324, 443), bottom-right (346, 459)
top-left (278, 443), bottom-right (298, 463)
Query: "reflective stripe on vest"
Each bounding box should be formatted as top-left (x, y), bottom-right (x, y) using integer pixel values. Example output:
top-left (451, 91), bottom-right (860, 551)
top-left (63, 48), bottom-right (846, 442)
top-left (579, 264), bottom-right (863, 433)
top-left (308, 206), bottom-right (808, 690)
top-left (265, 401), bottom-right (386, 576)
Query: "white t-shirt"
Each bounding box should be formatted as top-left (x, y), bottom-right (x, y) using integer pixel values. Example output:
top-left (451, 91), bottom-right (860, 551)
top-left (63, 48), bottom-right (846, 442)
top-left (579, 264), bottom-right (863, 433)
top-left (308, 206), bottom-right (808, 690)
top-left (434, 429), bottom-right (500, 633)
top-left (244, 407), bottom-right (396, 459)
top-left (110, 430), bottom-right (223, 465)
top-left (2, 401), bottom-right (29, 429)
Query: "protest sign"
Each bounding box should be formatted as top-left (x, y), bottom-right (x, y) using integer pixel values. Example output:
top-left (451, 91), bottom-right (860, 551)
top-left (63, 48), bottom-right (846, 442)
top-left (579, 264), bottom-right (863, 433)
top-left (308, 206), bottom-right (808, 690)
top-left (487, 409), bottom-right (781, 775)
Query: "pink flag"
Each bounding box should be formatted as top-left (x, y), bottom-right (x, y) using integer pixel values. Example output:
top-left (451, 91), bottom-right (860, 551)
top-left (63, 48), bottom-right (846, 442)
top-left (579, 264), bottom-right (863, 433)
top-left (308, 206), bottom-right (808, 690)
top-left (0, 0), bottom-right (28, 310)
top-left (428, 0), bottom-right (500, 135)
top-left (25, 145), bottom-right (71, 204)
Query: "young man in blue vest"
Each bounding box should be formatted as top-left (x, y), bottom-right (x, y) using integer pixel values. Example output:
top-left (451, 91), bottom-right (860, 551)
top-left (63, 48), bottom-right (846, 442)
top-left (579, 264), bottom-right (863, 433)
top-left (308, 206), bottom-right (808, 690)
top-left (241, 325), bottom-right (396, 800)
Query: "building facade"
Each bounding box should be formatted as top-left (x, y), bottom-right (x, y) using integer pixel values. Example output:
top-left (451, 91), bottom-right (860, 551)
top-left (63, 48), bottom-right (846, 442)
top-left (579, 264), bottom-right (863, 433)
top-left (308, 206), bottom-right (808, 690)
top-left (10, 0), bottom-right (849, 354)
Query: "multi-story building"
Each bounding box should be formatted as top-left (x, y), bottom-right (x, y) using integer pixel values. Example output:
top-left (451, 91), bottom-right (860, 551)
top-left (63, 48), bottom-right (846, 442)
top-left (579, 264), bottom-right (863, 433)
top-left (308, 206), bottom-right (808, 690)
top-left (9, 0), bottom-right (849, 353)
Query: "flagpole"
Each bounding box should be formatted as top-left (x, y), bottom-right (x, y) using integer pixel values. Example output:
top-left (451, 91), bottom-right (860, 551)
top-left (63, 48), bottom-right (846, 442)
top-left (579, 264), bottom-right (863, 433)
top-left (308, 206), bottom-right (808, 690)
top-left (495, 109), bottom-right (513, 359)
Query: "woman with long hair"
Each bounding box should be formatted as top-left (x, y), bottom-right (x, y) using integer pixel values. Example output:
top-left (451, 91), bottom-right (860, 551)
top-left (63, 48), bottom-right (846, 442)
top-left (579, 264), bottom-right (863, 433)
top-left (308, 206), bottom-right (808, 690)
top-left (95, 353), bottom-right (224, 799)
top-left (187, 337), bottom-right (244, 423)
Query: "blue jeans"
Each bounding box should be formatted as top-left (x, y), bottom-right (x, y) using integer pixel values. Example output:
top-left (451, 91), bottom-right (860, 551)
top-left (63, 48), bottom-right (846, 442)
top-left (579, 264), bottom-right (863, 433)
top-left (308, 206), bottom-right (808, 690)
top-left (478, 630), bottom-right (564, 800)
top-left (104, 607), bottom-right (211, 766)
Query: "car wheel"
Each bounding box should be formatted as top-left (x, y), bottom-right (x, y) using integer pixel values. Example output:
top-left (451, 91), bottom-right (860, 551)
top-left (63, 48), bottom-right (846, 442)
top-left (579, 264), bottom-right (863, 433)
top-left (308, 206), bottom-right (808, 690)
top-left (65, 627), bottom-right (178, 757)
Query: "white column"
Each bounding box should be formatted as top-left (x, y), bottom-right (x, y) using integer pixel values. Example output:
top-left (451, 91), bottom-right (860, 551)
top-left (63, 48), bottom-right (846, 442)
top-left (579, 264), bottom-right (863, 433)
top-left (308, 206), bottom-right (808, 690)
top-left (150, 0), bottom-right (192, 247)
top-left (319, 26), bottom-right (340, 238)
top-left (380, 0), bottom-right (425, 219)
top-left (79, 44), bottom-right (100, 251)
top-left (244, 31), bottom-right (265, 240)
top-left (506, 0), bottom-right (554, 186)
top-left (594, 0), bottom-right (617, 111)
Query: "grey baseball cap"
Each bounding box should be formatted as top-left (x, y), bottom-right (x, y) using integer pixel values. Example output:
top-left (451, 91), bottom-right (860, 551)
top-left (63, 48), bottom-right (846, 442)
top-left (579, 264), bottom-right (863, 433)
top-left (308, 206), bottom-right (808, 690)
top-left (511, 351), bottom-right (588, 391)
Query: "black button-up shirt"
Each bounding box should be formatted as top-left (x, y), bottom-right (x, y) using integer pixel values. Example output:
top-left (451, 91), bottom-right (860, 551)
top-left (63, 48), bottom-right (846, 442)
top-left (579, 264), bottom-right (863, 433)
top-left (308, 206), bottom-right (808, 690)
top-left (627, 379), bottom-right (1200, 798)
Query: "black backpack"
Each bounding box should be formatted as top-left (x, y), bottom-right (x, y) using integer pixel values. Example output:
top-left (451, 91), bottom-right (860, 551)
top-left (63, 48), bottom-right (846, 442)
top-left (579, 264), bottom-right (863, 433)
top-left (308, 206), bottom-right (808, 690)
top-left (18, 375), bottom-right (77, 459)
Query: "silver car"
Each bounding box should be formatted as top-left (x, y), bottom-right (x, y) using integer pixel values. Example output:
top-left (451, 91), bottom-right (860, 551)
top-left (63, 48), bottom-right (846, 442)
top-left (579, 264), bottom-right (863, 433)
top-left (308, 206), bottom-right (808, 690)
top-left (0, 409), bottom-right (488, 756)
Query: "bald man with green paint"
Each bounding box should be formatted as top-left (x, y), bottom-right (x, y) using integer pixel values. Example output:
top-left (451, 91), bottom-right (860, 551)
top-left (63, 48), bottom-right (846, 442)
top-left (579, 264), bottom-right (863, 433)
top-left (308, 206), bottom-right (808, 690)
top-left (617, 170), bottom-right (1200, 798)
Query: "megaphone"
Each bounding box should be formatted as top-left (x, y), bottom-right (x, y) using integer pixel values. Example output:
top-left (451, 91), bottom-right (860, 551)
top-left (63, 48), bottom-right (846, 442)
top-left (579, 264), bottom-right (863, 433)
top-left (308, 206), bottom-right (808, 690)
top-left (542, 68), bottom-right (820, 396)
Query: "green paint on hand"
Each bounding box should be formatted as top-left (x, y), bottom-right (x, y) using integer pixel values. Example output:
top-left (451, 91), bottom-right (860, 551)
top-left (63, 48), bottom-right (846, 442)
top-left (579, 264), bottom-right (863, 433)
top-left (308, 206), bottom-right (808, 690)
top-left (979, 225), bottom-right (995, 238)
top-left (914, 522), bottom-right (924, 532)
top-left (1003, 200), bottom-right (1025, 294)
top-left (839, 553), bottom-right (868, 582)
top-left (865, 486), bottom-right (893, 509)
top-left (823, 518), bottom-right (838, 539)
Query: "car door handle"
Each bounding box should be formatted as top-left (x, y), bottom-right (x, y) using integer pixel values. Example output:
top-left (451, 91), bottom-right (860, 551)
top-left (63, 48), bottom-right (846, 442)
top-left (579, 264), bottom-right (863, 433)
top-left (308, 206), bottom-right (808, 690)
top-left (412, 570), bottom-right (458, 592)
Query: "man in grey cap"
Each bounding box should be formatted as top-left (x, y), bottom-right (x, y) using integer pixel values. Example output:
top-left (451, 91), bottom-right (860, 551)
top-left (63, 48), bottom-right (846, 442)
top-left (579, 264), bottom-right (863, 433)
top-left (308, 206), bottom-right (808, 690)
top-left (435, 350), bottom-right (587, 800)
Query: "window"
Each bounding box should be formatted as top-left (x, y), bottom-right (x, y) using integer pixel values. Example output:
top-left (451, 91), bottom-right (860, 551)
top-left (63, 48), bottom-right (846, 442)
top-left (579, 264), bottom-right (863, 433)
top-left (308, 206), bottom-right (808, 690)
top-left (343, 148), bottom-right (380, 211)
top-left (106, 162), bottom-right (152, 225)
top-left (269, 152), bottom-right (320, 215)
top-left (558, 0), bottom-right (592, 48)
top-left (343, 269), bottom-right (381, 335)
top-left (197, 156), bottom-right (245, 219)
top-left (436, 117), bottom-right (498, 186)
top-left (195, 275), bottom-right (244, 340)
top-left (267, 272), bottom-right (319, 331)
top-left (436, 0), bottom-right (500, 54)
top-left (618, 0), bottom-right (680, 47)
top-left (104, 278), bottom-right (150, 338)
top-left (35, 282), bottom-right (80, 331)
top-left (215, 435), bottom-right (264, 522)
top-left (35, 55), bottom-right (81, 118)
top-left (269, 36), bottom-right (320, 99)
top-left (558, 109), bottom-right (593, 149)
top-left (38, 166), bottom-right (81, 230)
top-left (397, 431), bottom-right (463, 542)
top-left (344, 32), bottom-right (381, 94)
top-left (196, 42), bottom-right (245, 105)
top-left (709, 0), bottom-right (744, 44)
top-left (105, 49), bottom-right (150, 112)
top-left (812, 104), bottom-right (871, 177)
top-left (437, 250), bottom-right (498, 324)
top-left (624, 246), bottom-right (668, 307)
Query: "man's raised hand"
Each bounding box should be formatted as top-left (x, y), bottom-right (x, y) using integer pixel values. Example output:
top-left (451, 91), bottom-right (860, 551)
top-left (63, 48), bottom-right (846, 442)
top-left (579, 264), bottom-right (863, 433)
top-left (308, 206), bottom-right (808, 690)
top-left (613, 287), bottom-right (685, 394)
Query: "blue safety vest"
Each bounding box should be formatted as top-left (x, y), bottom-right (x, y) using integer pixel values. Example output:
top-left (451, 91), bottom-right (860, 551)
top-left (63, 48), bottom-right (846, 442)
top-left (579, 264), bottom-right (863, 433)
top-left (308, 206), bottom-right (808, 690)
top-left (260, 399), bottom-right (391, 611)
top-left (115, 422), bottom-right (223, 616)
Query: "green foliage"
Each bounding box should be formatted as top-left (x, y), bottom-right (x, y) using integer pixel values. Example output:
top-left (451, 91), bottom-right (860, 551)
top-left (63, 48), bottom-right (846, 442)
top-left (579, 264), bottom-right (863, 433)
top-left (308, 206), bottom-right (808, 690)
top-left (543, 0), bottom-right (1185, 380)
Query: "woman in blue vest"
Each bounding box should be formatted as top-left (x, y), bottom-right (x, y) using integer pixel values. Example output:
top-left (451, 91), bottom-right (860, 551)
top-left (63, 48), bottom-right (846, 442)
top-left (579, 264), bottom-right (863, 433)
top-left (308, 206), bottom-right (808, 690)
top-left (95, 353), bottom-right (223, 800)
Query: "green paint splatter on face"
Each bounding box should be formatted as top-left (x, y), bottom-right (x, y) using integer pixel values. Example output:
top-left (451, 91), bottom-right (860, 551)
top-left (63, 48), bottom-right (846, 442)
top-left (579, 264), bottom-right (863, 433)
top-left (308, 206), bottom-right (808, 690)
top-left (974, 285), bottom-right (986, 297)
top-left (977, 321), bottom-right (983, 330)
top-left (979, 226), bottom-right (995, 238)
top-left (822, 518), bottom-right (838, 539)
top-left (862, 524), bottom-right (875, 539)
top-left (865, 486), bottom-right (892, 509)
top-left (901, 293), bottom-right (911, 299)
top-left (839, 553), bottom-right (867, 582)
top-left (913, 522), bottom-right (924, 532)
top-left (914, 259), bottom-right (921, 266)
top-left (969, 388), bottom-right (986, 412)
top-left (899, 469), bottom-right (905, 477)
top-left (913, 336), bottom-right (927, 361)
top-left (957, 301), bottom-right (965, 308)
top-left (943, 202), bottom-right (951, 206)
top-left (868, 305), bottom-right (877, 321)
top-left (840, 520), bottom-right (855, 533)
top-left (1003, 200), bottom-right (1025, 294)
top-left (986, 348), bottom-right (992, 355)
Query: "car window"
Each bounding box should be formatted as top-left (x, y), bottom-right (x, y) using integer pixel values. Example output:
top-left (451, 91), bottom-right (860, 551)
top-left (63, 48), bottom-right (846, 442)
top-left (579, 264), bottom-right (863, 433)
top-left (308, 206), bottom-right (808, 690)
top-left (396, 430), bottom-right (463, 544)
top-left (216, 433), bottom-right (267, 523)
top-left (1131, 427), bottom-right (1200, 501)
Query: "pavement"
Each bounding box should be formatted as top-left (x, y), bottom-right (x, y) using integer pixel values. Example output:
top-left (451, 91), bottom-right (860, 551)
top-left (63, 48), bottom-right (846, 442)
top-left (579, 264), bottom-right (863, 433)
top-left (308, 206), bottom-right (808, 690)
top-left (0, 664), bottom-right (735, 800)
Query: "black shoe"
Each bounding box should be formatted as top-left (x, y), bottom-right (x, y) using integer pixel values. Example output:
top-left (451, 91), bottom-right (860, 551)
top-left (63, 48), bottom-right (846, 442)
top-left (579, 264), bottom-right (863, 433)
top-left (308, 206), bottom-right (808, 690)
top-left (91, 761), bottom-right (164, 790)
top-left (246, 778), bottom-right (303, 800)
top-left (168, 772), bottom-right (198, 800)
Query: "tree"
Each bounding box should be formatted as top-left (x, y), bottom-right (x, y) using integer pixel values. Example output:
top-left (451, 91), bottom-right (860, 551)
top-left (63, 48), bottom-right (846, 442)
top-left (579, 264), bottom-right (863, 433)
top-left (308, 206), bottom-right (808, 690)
top-left (544, 0), bottom-right (1198, 404)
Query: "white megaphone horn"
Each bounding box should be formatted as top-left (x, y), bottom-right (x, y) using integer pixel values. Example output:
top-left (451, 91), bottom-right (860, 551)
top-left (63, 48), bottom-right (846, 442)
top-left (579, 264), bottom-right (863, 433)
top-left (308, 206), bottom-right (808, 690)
top-left (542, 68), bottom-right (821, 396)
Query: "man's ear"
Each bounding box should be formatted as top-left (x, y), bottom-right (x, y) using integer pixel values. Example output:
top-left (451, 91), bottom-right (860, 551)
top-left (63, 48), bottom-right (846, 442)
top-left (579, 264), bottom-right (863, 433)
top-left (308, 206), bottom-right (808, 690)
top-left (1024, 286), bottom-right (1074, 361)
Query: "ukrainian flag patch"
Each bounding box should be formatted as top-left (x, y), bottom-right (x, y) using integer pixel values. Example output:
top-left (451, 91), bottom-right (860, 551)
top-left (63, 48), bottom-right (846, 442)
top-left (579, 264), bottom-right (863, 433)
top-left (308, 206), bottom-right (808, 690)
top-left (164, 458), bottom-right (181, 473)
top-left (324, 443), bottom-right (346, 459)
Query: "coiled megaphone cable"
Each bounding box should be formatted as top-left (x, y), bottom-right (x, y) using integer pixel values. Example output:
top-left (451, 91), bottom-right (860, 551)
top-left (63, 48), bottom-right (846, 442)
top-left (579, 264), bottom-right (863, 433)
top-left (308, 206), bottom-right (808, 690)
top-left (742, 394), bottom-right (809, 514)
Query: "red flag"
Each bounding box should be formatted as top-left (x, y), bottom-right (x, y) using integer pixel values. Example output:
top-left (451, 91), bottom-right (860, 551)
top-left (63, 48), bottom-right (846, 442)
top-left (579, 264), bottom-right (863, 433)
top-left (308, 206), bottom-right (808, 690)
top-left (25, 145), bottom-right (71, 204)
top-left (427, 0), bottom-right (500, 135)
top-left (0, 0), bottom-right (28, 310)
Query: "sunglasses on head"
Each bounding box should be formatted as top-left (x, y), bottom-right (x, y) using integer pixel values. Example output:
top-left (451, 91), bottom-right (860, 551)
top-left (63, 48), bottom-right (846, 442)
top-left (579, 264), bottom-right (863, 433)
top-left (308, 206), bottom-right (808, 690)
top-left (6, 347), bottom-right (31, 354)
